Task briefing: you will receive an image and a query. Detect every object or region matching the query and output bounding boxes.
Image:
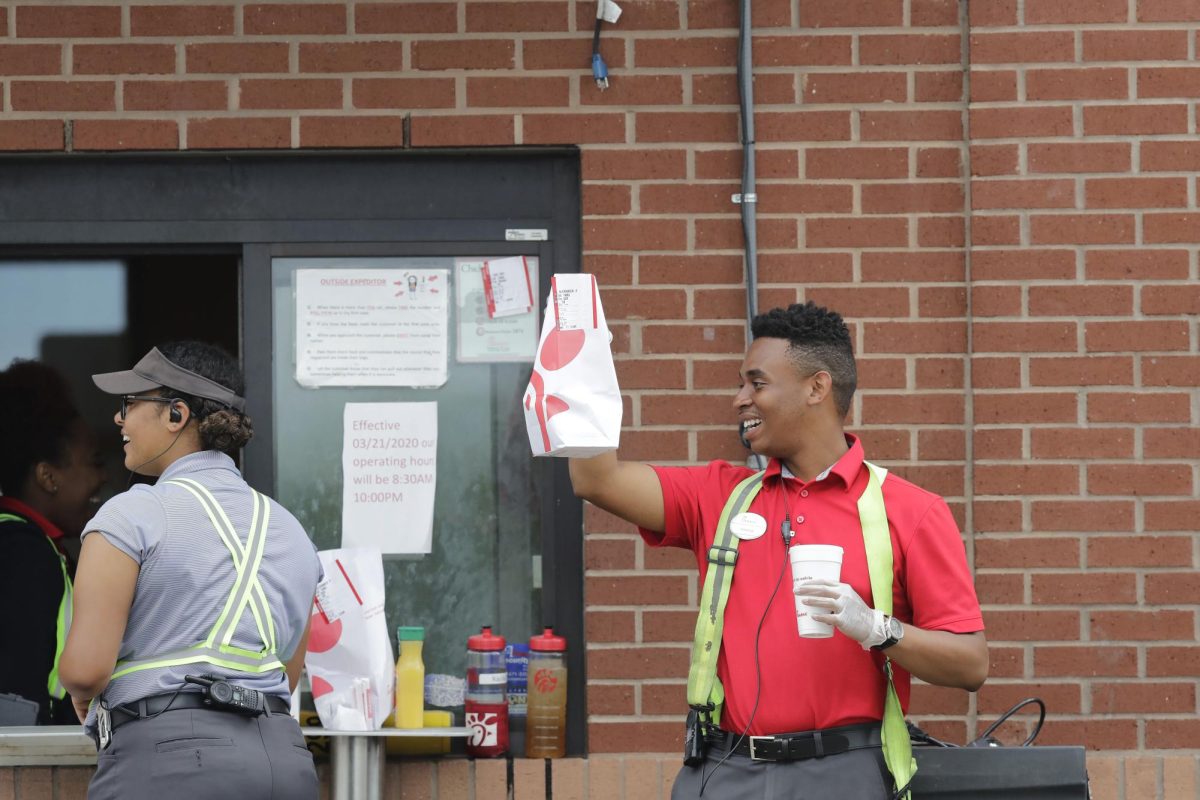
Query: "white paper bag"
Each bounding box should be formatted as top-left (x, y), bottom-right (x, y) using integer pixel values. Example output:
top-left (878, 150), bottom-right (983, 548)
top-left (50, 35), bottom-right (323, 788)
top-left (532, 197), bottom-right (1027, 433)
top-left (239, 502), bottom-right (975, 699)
top-left (304, 548), bottom-right (394, 731)
top-left (523, 273), bottom-right (622, 457)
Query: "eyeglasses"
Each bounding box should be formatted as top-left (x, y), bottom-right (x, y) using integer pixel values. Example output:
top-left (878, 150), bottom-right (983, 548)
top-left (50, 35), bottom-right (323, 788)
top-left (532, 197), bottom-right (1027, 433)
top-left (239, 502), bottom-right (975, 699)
top-left (120, 395), bottom-right (173, 421)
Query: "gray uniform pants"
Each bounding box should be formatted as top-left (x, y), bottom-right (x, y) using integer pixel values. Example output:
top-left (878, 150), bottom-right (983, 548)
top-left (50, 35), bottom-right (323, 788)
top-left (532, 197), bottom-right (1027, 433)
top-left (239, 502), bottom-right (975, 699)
top-left (88, 707), bottom-right (317, 800)
top-left (671, 745), bottom-right (893, 800)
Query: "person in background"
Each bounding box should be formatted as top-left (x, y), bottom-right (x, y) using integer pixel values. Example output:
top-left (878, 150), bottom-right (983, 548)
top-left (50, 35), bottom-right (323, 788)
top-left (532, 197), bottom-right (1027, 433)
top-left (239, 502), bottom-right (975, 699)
top-left (59, 341), bottom-right (321, 799)
top-left (568, 302), bottom-right (987, 799)
top-left (0, 359), bottom-right (106, 725)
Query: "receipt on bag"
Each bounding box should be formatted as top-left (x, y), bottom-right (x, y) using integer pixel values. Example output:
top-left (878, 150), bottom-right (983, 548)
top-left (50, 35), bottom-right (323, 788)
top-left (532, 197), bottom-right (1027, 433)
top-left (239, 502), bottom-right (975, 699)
top-left (552, 273), bottom-right (596, 331)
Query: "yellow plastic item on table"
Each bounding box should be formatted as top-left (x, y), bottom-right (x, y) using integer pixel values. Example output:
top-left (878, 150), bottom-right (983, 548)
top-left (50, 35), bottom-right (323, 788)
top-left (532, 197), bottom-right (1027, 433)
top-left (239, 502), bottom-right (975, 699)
top-left (386, 710), bottom-right (453, 755)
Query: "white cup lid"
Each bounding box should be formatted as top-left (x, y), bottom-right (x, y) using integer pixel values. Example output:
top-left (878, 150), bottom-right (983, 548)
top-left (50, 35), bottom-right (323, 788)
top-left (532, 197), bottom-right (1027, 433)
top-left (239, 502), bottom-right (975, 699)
top-left (788, 544), bottom-right (844, 562)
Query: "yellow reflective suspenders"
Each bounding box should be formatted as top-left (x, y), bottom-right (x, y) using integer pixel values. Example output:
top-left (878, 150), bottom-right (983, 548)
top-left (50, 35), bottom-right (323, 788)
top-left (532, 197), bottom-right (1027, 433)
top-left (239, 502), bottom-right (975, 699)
top-left (0, 513), bottom-right (72, 701)
top-left (109, 480), bottom-right (283, 681)
top-left (684, 462), bottom-right (916, 799)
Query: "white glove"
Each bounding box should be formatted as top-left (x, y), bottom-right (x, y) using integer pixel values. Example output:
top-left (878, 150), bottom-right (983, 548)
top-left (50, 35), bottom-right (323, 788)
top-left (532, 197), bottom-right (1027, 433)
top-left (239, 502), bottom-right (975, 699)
top-left (793, 578), bottom-right (888, 650)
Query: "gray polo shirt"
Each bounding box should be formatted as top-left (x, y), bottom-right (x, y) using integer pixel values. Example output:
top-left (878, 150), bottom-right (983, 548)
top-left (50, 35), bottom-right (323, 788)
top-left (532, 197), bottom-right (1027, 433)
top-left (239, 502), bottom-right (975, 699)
top-left (82, 450), bottom-right (320, 721)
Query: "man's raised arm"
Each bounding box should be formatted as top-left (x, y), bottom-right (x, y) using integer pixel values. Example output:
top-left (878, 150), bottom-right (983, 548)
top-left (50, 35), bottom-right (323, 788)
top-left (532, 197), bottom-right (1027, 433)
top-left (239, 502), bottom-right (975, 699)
top-left (568, 452), bottom-right (666, 533)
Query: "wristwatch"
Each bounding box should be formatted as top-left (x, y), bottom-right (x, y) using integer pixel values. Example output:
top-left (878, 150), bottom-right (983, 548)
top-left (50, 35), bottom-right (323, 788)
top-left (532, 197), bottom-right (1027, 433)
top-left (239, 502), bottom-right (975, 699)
top-left (874, 615), bottom-right (904, 651)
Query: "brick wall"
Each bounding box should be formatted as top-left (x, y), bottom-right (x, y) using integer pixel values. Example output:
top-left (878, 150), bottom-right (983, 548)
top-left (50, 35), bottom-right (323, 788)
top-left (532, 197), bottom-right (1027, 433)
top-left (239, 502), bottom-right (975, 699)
top-left (0, 2), bottom-right (1197, 799)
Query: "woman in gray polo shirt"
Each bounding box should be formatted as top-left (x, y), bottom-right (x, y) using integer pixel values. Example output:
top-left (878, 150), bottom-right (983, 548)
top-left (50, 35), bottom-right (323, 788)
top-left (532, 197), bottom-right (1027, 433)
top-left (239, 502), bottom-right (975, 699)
top-left (59, 341), bottom-right (321, 800)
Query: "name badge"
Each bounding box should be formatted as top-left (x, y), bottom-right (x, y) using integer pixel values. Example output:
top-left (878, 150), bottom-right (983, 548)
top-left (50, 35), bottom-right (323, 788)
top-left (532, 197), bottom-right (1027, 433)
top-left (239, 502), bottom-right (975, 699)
top-left (730, 512), bottom-right (767, 540)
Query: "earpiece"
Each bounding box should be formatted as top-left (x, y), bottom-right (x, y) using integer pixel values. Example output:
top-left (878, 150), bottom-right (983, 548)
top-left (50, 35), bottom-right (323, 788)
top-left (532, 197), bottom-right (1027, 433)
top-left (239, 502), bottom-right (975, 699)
top-left (169, 402), bottom-right (183, 424)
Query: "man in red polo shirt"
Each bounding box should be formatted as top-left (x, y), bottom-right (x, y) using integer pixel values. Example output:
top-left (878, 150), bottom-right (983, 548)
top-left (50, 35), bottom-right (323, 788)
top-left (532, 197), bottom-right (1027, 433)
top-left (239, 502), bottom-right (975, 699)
top-left (569, 302), bottom-right (986, 798)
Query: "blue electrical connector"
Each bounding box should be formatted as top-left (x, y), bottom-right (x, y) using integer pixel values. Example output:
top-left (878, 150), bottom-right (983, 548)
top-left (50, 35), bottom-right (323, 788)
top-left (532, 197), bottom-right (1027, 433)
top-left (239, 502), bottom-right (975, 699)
top-left (591, 52), bottom-right (609, 90)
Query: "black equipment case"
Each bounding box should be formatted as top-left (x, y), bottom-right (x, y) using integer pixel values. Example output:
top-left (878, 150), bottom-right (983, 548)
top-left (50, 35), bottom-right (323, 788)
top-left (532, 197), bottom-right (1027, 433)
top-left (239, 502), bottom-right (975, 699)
top-left (912, 745), bottom-right (1089, 798)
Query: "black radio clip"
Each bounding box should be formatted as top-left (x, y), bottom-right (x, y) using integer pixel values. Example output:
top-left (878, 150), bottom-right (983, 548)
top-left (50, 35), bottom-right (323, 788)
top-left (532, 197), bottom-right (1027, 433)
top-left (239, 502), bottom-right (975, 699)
top-left (184, 674), bottom-right (267, 716)
top-left (684, 703), bottom-right (713, 766)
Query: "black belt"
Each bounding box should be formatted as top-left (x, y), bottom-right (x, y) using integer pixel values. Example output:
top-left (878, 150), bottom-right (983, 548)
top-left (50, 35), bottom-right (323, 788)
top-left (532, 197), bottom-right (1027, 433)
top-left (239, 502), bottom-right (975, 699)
top-left (110, 691), bottom-right (290, 731)
top-left (704, 722), bottom-right (882, 762)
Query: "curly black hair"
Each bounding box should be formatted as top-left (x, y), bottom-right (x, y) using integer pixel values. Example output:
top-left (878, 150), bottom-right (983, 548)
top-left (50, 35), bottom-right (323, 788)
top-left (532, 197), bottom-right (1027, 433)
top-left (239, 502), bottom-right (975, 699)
top-left (0, 360), bottom-right (83, 496)
top-left (750, 301), bottom-right (857, 418)
top-left (156, 341), bottom-right (253, 455)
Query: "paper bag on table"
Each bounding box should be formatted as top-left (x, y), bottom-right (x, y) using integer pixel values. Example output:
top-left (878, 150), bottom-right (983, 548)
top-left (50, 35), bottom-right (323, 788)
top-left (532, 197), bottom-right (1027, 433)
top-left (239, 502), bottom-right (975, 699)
top-left (523, 273), bottom-right (622, 457)
top-left (304, 547), bottom-right (394, 731)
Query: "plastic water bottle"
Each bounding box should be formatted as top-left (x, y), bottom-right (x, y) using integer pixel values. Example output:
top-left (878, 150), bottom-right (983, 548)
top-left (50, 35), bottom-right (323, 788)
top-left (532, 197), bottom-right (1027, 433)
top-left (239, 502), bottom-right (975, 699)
top-left (525, 626), bottom-right (567, 758)
top-left (465, 625), bottom-right (509, 757)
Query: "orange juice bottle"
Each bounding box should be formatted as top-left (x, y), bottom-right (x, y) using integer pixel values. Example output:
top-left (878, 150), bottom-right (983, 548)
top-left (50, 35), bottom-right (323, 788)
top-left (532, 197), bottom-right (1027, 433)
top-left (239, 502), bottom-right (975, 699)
top-left (395, 626), bottom-right (425, 729)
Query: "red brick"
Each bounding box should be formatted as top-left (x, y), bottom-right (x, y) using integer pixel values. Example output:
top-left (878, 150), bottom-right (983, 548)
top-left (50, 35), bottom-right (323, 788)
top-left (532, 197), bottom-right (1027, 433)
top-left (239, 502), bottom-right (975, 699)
top-left (696, 218), bottom-right (798, 250)
top-left (1092, 533), bottom-right (1193, 565)
top-left (618, 429), bottom-right (688, 461)
top-left (1032, 499), bottom-right (1134, 531)
top-left (973, 428), bottom-right (1022, 459)
top-left (1143, 285), bottom-right (1200, 316)
top-left (911, 0), bottom-right (959, 25)
top-left (73, 119), bottom-right (178, 151)
top-left (1139, 67), bottom-right (1200, 98)
top-left (979, 683), bottom-right (1082, 714)
top-left (973, 322), bottom-right (1076, 353)
top-left (1088, 463), bottom-right (1193, 496)
top-left (353, 78), bottom-right (455, 109)
top-left (1146, 720), bottom-right (1200, 750)
top-left (643, 610), bottom-right (696, 642)
top-left (1146, 426), bottom-right (1200, 457)
top-left (1092, 610), bottom-right (1195, 641)
top-left (640, 254), bottom-right (742, 284)
top-left (1027, 0), bottom-right (1129, 23)
top-left (299, 42), bottom-right (405, 72)
top-left (636, 111), bottom-right (738, 142)
top-left (971, 357), bottom-right (1021, 389)
top-left (583, 149), bottom-right (687, 181)
top-left (1029, 285), bottom-right (1132, 317)
top-left (131, 5), bottom-right (234, 36)
top-left (642, 324), bottom-right (744, 355)
top-left (645, 392), bottom-right (739, 426)
top-left (1026, 68), bottom-right (1128, 101)
top-left (970, 69), bottom-right (1017, 102)
top-left (800, 0), bottom-right (903, 27)
top-left (1087, 177), bottom-right (1188, 209)
top-left (1029, 142), bottom-right (1131, 174)
top-left (583, 74), bottom-right (684, 106)
top-left (761, 183), bottom-right (854, 214)
top-left (1035, 426), bottom-right (1136, 461)
top-left (1144, 356), bottom-right (1200, 387)
top-left (187, 117), bottom-right (289, 149)
top-left (973, 573), bottom-right (1022, 605)
top-left (1088, 393), bottom-right (1191, 423)
top-left (1035, 646), bottom-right (1138, 677)
top-left (802, 71), bottom-right (906, 104)
top-left (973, 500), bottom-right (1022, 532)
top-left (639, 183), bottom-right (737, 214)
top-left (299, 116), bottom-right (403, 148)
top-left (603, 288), bottom-right (685, 319)
top-left (917, 148), bottom-right (961, 178)
top-left (970, 106), bottom-right (1074, 139)
top-left (634, 36), bottom-right (736, 68)
top-left (860, 110), bottom-right (962, 141)
top-left (1037, 719), bottom-right (1138, 750)
top-left (0, 44), bottom-right (61, 76)
top-left (589, 721), bottom-right (682, 754)
top-left (1085, 104), bottom-right (1188, 135)
top-left (585, 537), bottom-right (636, 570)
top-left (692, 358), bottom-right (746, 390)
top-left (983, 610), bottom-right (1080, 641)
top-left (917, 286), bottom-right (966, 318)
top-left (586, 610), bottom-right (636, 644)
top-left (586, 681), bottom-right (635, 715)
top-left (806, 147), bottom-right (908, 179)
top-left (1147, 646), bottom-right (1200, 676)
top-left (244, 4), bottom-right (346, 34)
top-left (970, 32), bottom-right (1074, 64)
top-left (11, 80), bottom-right (114, 112)
top-left (466, 1), bottom-right (568, 32)
top-left (187, 43), bottom-right (289, 74)
top-left (861, 394), bottom-right (964, 425)
top-left (1140, 0), bottom-right (1200, 21)
top-left (858, 357), bottom-right (910, 389)
top-left (922, 216), bottom-right (962, 247)
top-left (576, 0), bottom-right (681, 30)
top-left (972, 179), bottom-right (1074, 210)
top-left (1146, 573), bottom-right (1200, 604)
top-left (694, 148), bottom-right (798, 180)
top-left (970, 0), bottom-right (1017, 25)
top-left (1031, 213), bottom-right (1135, 245)
top-left (806, 217), bottom-right (908, 248)
top-left (1084, 30), bottom-right (1189, 61)
top-left (125, 81), bottom-right (227, 111)
top-left (239, 79), bottom-right (341, 110)
top-left (976, 536), bottom-right (1080, 568)
top-left (613, 358), bottom-right (686, 390)
top-left (752, 35), bottom-right (852, 66)
top-left (410, 114), bottom-right (516, 147)
top-left (862, 183), bottom-right (962, 214)
top-left (586, 573), bottom-right (689, 606)
top-left (970, 143), bottom-right (1018, 176)
top-left (1086, 320), bottom-right (1189, 352)
top-left (356, 3), bottom-right (458, 34)
top-left (1034, 573), bottom-right (1136, 605)
top-left (974, 393), bottom-right (1077, 424)
top-left (1086, 249), bottom-right (1190, 280)
top-left (413, 40), bottom-right (514, 70)
top-left (862, 321), bottom-right (965, 354)
top-left (1145, 212), bottom-right (1200, 243)
top-left (587, 646), bottom-right (689, 679)
top-left (757, 110), bottom-right (851, 142)
top-left (524, 37), bottom-right (624, 70)
top-left (0, 119), bottom-right (64, 151)
top-left (860, 33), bottom-right (961, 65)
top-left (16, 5), bottom-right (120, 37)
top-left (861, 251), bottom-right (963, 282)
top-left (467, 76), bottom-right (569, 107)
top-left (915, 71), bottom-right (963, 102)
top-left (970, 215), bottom-right (1020, 245)
top-left (690, 0), bottom-right (791, 27)
top-left (969, 285), bottom-right (1020, 317)
top-left (524, 113), bottom-right (625, 144)
top-left (583, 218), bottom-right (687, 252)
top-left (975, 464), bottom-right (1079, 495)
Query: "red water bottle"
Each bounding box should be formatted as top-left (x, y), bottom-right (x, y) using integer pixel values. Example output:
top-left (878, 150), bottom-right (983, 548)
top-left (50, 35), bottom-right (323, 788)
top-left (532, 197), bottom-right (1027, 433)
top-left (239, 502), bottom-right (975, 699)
top-left (465, 625), bottom-right (509, 757)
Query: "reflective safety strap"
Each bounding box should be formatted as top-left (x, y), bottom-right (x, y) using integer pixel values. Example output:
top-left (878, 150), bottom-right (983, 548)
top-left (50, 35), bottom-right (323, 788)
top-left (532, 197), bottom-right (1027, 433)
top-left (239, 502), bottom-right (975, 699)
top-left (110, 481), bottom-right (282, 680)
top-left (859, 461), bottom-right (916, 800)
top-left (0, 513), bottom-right (72, 700)
top-left (685, 471), bottom-right (764, 727)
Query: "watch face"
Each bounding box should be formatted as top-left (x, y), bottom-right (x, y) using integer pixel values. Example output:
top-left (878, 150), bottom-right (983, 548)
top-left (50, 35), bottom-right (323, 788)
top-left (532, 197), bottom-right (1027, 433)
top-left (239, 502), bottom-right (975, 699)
top-left (888, 617), bottom-right (903, 640)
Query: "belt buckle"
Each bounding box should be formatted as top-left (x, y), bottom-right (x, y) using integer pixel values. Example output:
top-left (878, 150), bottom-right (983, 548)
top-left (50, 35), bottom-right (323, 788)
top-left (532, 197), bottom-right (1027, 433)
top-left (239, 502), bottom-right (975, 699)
top-left (748, 735), bottom-right (774, 761)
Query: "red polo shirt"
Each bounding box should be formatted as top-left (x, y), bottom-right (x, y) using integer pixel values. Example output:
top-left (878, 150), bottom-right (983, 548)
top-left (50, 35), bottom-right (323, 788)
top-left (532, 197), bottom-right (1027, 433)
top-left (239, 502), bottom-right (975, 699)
top-left (639, 435), bottom-right (983, 735)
